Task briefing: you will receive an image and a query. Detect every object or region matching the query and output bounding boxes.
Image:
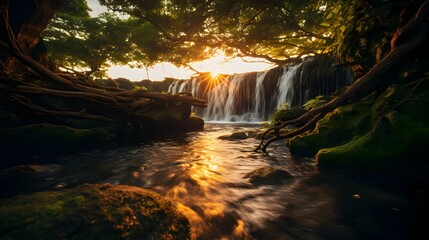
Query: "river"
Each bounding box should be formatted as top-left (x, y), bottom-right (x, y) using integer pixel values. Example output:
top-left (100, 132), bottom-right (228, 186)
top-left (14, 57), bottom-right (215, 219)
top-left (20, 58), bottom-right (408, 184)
top-left (2, 123), bottom-right (417, 239)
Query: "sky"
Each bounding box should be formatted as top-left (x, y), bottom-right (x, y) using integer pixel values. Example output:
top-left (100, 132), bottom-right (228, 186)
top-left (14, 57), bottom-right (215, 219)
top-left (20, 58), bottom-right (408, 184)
top-left (86, 0), bottom-right (274, 81)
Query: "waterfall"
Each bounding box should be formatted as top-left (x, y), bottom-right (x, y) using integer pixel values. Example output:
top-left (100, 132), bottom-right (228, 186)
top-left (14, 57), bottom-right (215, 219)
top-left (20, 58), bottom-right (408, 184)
top-left (276, 64), bottom-right (302, 108)
top-left (169, 56), bottom-right (354, 122)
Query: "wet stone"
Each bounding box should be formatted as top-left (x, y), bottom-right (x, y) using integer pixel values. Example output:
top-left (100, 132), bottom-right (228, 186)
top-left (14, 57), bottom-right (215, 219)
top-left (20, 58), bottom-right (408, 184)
top-left (218, 131), bottom-right (248, 140)
top-left (244, 166), bottom-right (293, 185)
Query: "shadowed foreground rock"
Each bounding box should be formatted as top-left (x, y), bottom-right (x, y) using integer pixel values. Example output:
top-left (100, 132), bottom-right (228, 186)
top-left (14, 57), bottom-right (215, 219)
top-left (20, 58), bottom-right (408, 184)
top-left (0, 184), bottom-right (190, 240)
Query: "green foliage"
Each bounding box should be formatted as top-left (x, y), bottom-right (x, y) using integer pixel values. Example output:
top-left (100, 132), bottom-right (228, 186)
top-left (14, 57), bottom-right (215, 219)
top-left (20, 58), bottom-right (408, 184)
top-left (190, 112), bottom-right (200, 118)
top-left (269, 103), bottom-right (290, 125)
top-left (98, 0), bottom-right (335, 65)
top-left (44, 0), bottom-right (153, 77)
top-left (44, 0), bottom-right (422, 78)
top-left (268, 103), bottom-right (307, 127)
top-left (132, 85), bottom-right (148, 91)
top-left (323, 0), bottom-right (424, 74)
top-left (302, 95), bottom-right (326, 110)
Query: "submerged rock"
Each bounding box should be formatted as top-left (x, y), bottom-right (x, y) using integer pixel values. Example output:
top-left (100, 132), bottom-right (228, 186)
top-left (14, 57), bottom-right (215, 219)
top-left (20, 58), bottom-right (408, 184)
top-left (0, 164), bottom-right (60, 175)
top-left (0, 184), bottom-right (190, 240)
top-left (244, 166), bottom-right (293, 185)
top-left (218, 131), bottom-right (248, 140)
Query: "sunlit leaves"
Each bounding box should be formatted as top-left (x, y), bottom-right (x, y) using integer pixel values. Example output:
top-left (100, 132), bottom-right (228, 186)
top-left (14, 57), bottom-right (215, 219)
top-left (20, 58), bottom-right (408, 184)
top-left (96, 0), bottom-right (337, 65)
top-left (44, 0), bottom-right (415, 77)
top-left (44, 1), bottom-right (149, 77)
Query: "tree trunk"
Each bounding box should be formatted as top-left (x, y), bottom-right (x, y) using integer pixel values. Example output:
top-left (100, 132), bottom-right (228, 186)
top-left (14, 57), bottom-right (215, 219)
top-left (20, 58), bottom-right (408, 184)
top-left (0, 0), bottom-right (64, 70)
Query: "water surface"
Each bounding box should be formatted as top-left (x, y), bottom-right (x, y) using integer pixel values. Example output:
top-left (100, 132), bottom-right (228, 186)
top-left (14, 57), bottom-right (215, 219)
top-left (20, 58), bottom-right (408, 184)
top-left (2, 123), bottom-right (418, 239)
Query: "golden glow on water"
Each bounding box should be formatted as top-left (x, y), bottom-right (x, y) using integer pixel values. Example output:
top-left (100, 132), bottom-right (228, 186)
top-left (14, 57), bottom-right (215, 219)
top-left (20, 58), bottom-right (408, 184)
top-left (189, 158), bottom-right (220, 188)
top-left (233, 220), bottom-right (248, 239)
top-left (138, 125), bottom-right (316, 239)
top-left (163, 132), bottom-right (236, 239)
top-left (202, 202), bottom-right (224, 216)
top-left (21, 123), bottom-right (389, 239)
top-left (175, 203), bottom-right (203, 239)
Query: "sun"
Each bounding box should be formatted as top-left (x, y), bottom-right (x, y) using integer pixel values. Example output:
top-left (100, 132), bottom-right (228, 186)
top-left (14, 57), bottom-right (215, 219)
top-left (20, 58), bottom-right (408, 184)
top-left (209, 69), bottom-right (222, 79)
top-left (198, 67), bottom-right (226, 94)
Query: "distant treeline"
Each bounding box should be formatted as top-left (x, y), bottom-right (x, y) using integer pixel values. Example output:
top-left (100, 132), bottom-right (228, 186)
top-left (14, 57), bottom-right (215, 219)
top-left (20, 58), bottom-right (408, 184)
top-left (97, 78), bottom-right (176, 92)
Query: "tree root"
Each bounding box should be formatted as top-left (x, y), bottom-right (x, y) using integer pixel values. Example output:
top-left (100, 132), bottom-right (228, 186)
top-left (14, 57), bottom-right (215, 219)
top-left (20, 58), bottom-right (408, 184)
top-left (255, 0), bottom-right (429, 152)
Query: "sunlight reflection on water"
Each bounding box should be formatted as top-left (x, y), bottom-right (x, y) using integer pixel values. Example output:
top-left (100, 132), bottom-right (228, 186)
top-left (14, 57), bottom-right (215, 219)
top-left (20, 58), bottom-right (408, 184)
top-left (3, 123), bottom-right (414, 240)
top-left (135, 123), bottom-right (318, 239)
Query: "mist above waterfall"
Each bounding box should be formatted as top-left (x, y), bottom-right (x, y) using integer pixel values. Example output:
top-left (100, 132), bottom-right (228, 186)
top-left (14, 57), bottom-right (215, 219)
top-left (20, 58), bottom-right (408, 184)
top-left (169, 55), bottom-right (354, 122)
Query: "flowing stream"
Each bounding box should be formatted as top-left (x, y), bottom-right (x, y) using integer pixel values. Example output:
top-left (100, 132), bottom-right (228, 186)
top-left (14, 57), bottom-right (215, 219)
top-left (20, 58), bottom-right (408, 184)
top-left (1, 123), bottom-right (415, 239)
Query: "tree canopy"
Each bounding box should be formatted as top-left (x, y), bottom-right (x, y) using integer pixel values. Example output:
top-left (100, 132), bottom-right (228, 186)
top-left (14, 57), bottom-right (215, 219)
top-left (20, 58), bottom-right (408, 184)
top-left (43, 0), bottom-right (135, 77)
top-left (42, 0), bottom-right (424, 77)
top-left (98, 0), bottom-right (333, 65)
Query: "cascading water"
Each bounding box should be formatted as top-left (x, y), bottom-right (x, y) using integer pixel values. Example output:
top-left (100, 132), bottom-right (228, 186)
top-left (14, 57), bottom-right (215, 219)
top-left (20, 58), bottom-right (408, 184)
top-left (276, 64), bottom-right (302, 109)
top-left (169, 55), bottom-right (354, 122)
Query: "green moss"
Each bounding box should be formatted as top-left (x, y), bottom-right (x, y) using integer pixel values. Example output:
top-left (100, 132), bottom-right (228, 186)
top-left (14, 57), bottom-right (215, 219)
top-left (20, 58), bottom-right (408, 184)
top-left (0, 184), bottom-right (190, 240)
top-left (289, 99), bottom-right (374, 157)
top-left (289, 81), bottom-right (429, 170)
top-left (269, 105), bottom-right (307, 126)
top-left (135, 103), bottom-right (185, 122)
top-left (128, 97), bottom-right (191, 122)
top-left (317, 100), bottom-right (429, 169)
top-left (0, 124), bottom-right (110, 154)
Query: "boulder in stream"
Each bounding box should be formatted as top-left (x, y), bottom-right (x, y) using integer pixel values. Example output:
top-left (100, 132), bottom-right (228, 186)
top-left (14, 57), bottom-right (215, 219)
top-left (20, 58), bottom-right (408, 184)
top-left (0, 184), bottom-right (190, 240)
top-left (244, 166), bottom-right (293, 185)
top-left (218, 131), bottom-right (248, 140)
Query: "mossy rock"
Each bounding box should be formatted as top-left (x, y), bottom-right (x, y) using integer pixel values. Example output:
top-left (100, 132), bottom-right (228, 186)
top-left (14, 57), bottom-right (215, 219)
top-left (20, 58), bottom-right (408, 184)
top-left (289, 82), bottom-right (429, 170)
top-left (272, 106), bottom-right (307, 123)
top-left (289, 100), bottom-right (374, 157)
top-left (244, 166), bottom-right (293, 185)
top-left (144, 107), bottom-right (184, 121)
top-left (0, 184), bottom-right (190, 240)
top-left (218, 131), bottom-right (248, 140)
top-left (0, 124), bottom-right (110, 155)
top-left (316, 85), bottom-right (429, 169)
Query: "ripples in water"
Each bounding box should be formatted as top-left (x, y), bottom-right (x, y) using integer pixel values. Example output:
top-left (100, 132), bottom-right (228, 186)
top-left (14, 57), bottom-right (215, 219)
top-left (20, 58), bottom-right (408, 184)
top-left (1, 123), bottom-right (419, 239)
